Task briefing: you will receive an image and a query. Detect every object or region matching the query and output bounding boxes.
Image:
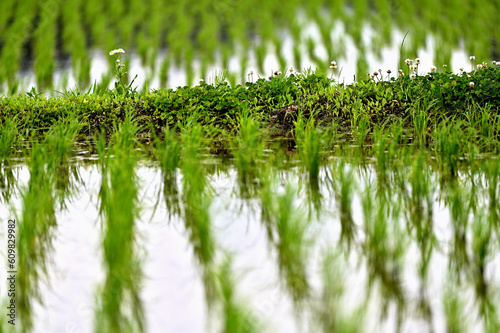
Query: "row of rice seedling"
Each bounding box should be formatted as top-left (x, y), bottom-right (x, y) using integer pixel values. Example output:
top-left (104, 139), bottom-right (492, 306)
top-left (15, 115), bottom-right (81, 331)
top-left (0, 117), bottom-right (20, 203)
top-left (95, 112), bottom-right (145, 332)
top-left (3, 119), bottom-right (500, 331)
top-left (1, 0), bottom-right (499, 91)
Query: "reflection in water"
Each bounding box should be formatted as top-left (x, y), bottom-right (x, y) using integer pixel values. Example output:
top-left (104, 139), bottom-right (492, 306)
top-left (2, 142), bottom-right (500, 332)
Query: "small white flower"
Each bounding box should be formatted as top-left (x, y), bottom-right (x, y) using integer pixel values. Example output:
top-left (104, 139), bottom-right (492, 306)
top-left (410, 65), bottom-right (417, 72)
top-left (116, 59), bottom-right (120, 63)
top-left (330, 65), bottom-right (337, 69)
top-left (469, 82), bottom-right (474, 88)
top-left (398, 69), bottom-right (403, 73)
top-left (470, 56), bottom-right (475, 61)
top-left (443, 64), bottom-right (447, 67)
top-left (289, 67), bottom-right (294, 72)
top-left (109, 48), bottom-right (125, 56)
top-left (330, 61), bottom-right (337, 66)
top-left (410, 74), bottom-right (416, 79)
top-left (477, 64), bottom-right (482, 70)
top-left (248, 71), bottom-right (254, 75)
top-left (199, 79), bottom-right (204, 82)
top-left (405, 59), bottom-right (412, 65)
top-left (415, 58), bottom-right (421, 64)
top-left (430, 66), bottom-right (437, 72)
top-left (278, 71), bottom-right (282, 75)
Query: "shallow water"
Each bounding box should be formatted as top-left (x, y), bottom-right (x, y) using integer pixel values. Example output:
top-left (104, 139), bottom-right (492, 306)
top-left (1, 151), bottom-right (499, 332)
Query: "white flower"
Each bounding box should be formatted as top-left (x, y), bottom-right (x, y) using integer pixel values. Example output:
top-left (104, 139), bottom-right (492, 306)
top-left (199, 79), bottom-right (204, 82)
top-left (469, 82), bottom-right (474, 88)
top-left (405, 59), bottom-right (412, 65)
top-left (415, 58), bottom-right (421, 64)
top-left (410, 74), bottom-right (416, 79)
top-left (330, 65), bottom-right (337, 69)
top-left (330, 61), bottom-right (337, 66)
top-left (248, 71), bottom-right (254, 75)
top-left (430, 66), bottom-right (437, 72)
top-left (477, 64), bottom-right (482, 70)
top-left (109, 48), bottom-right (125, 56)
top-left (443, 64), bottom-right (447, 68)
top-left (116, 59), bottom-right (120, 63)
top-left (410, 65), bottom-right (417, 72)
top-left (470, 56), bottom-right (475, 61)
top-left (289, 67), bottom-right (294, 72)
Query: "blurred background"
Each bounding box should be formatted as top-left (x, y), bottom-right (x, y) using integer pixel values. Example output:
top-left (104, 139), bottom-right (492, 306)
top-left (0, 0), bottom-right (498, 93)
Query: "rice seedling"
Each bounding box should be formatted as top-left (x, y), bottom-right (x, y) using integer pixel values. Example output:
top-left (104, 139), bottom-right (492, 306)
top-left (361, 178), bottom-right (406, 328)
top-left (95, 113), bottom-right (145, 333)
top-left (215, 254), bottom-right (262, 333)
top-left (42, 115), bottom-right (83, 208)
top-left (446, 180), bottom-right (471, 277)
top-left (180, 119), bottom-right (218, 307)
top-left (231, 109), bottom-right (265, 198)
top-left (152, 124), bottom-right (181, 218)
top-left (312, 248), bottom-right (366, 333)
top-left (17, 142), bottom-right (56, 332)
top-left (0, 116), bottom-right (20, 203)
top-left (443, 271), bottom-right (468, 333)
top-left (326, 158), bottom-right (357, 251)
top-left (259, 176), bottom-right (311, 310)
top-left (295, 112), bottom-right (321, 183)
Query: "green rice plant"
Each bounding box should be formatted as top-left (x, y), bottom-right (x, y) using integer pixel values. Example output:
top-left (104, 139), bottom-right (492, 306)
top-left (43, 115), bottom-right (83, 207)
top-left (216, 255), bottom-right (262, 333)
top-left (294, 113), bottom-right (321, 182)
top-left (232, 109), bottom-right (265, 198)
top-left (180, 120), bottom-right (218, 307)
top-left (17, 142), bottom-right (56, 332)
top-left (482, 158), bottom-right (500, 233)
top-left (403, 149), bottom-right (436, 320)
top-left (470, 210), bottom-right (495, 321)
top-left (434, 119), bottom-right (463, 179)
top-left (0, 116), bottom-right (20, 202)
top-left (443, 272), bottom-right (468, 333)
top-left (152, 125), bottom-right (181, 217)
top-left (326, 158), bottom-right (357, 251)
top-left (446, 180), bottom-right (471, 276)
top-left (95, 113), bottom-right (145, 333)
top-left (264, 181), bottom-right (311, 308)
top-left (312, 249), bottom-right (365, 333)
top-left (361, 179), bottom-right (406, 325)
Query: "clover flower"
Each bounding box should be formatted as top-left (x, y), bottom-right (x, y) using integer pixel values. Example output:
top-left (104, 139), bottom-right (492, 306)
top-left (469, 82), bottom-right (474, 88)
top-left (289, 67), bottom-right (294, 72)
top-left (330, 60), bottom-right (337, 66)
top-left (415, 58), bottom-right (421, 64)
top-left (443, 64), bottom-right (447, 68)
top-left (109, 48), bottom-right (125, 56)
top-left (405, 59), bottom-right (412, 65)
top-left (430, 66), bottom-right (437, 72)
top-left (410, 74), bottom-right (416, 79)
top-left (470, 56), bottom-right (475, 61)
top-left (410, 65), bottom-right (417, 72)
top-left (476, 64), bottom-right (482, 70)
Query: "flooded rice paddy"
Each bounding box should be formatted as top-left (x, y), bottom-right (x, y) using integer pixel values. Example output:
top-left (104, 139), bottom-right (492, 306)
top-left (1, 134), bottom-right (500, 332)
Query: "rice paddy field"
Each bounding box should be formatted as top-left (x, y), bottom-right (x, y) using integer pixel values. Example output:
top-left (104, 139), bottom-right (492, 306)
top-left (1, 0), bottom-right (500, 332)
